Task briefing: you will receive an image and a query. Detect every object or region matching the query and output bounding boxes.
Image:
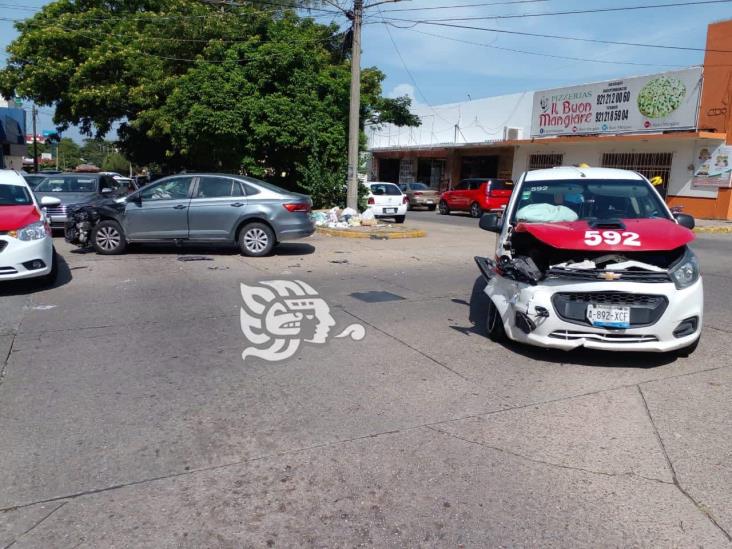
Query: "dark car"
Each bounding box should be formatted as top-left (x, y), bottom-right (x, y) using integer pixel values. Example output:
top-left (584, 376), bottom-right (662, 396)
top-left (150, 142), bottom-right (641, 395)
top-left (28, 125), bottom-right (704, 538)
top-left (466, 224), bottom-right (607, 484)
top-left (22, 174), bottom-right (47, 189)
top-left (33, 173), bottom-right (134, 228)
top-left (439, 178), bottom-right (514, 218)
top-left (65, 173), bottom-right (315, 257)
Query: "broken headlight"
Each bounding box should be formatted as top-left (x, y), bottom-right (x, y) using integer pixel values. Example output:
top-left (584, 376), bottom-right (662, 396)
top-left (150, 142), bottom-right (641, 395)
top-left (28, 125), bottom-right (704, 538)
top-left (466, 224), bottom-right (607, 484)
top-left (669, 249), bottom-right (699, 289)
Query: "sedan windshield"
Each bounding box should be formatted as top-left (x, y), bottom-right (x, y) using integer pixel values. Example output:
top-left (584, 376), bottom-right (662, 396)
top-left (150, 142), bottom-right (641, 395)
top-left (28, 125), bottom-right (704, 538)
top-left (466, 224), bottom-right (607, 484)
top-left (35, 176), bottom-right (99, 193)
top-left (0, 185), bottom-right (33, 205)
top-left (513, 179), bottom-right (670, 223)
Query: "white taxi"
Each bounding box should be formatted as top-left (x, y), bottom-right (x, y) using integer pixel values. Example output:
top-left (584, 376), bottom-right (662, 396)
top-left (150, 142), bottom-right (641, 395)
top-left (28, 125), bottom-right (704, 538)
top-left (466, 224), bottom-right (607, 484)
top-left (0, 170), bottom-right (60, 284)
top-left (475, 166), bottom-right (702, 355)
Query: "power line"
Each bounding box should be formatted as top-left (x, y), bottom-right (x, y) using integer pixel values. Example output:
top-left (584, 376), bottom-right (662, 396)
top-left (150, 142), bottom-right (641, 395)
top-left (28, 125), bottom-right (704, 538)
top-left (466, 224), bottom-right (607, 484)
top-left (381, 0), bottom-right (732, 20)
top-left (381, 0), bottom-right (550, 12)
top-left (376, 5), bottom-right (454, 126)
top-left (0, 2), bottom-right (346, 24)
top-left (0, 23), bottom-right (349, 65)
top-left (372, 19), bottom-right (732, 53)
top-left (384, 24), bottom-right (689, 67)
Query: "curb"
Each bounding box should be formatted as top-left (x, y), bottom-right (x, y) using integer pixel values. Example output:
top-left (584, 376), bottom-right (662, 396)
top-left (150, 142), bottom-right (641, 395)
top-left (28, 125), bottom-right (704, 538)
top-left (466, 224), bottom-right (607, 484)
top-left (316, 227), bottom-right (427, 239)
top-left (693, 226), bottom-right (732, 234)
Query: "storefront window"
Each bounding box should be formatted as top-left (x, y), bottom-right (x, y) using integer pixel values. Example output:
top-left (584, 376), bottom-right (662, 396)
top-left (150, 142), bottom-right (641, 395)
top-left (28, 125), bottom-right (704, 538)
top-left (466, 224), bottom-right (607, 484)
top-left (460, 156), bottom-right (498, 179)
top-left (601, 152), bottom-right (673, 198)
top-left (528, 153), bottom-right (564, 170)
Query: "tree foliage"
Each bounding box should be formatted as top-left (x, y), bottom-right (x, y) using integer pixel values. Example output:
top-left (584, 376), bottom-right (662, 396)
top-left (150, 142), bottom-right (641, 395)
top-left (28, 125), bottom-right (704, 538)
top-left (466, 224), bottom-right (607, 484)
top-left (1, 0), bottom-right (419, 190)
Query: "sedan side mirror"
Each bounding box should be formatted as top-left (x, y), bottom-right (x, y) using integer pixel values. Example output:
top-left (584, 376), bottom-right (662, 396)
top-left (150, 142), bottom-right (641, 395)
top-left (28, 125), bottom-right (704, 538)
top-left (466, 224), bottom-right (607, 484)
top-left (674, 212), bottom-right (695, 230)
top-left (479, 213), bottom-right (502, 233)
top-left (127, 193), bottom-right (142, 205)
top-left (40, 196), bottom-right (61, 207)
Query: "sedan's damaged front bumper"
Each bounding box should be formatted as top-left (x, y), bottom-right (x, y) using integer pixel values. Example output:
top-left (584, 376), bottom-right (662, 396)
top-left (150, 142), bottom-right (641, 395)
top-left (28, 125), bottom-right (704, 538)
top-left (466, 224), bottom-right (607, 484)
top-left (484, 271), bottom-right (703, 352)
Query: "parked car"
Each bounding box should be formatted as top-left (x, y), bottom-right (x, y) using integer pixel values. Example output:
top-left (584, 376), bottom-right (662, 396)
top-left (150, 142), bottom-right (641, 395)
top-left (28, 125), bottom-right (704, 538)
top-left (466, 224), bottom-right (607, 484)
top-left (23, 174), bottom-right (47, 189)
top-left (0, 170), bottom-right (61, 284)
top-left (439, 178), bottom-right (514, 218)
top-left (33, 173), bottom-right (134, 229)
top-left (365, 182), bottom-right (408, 223)
top-left (398, 182), bottom-right (439, 211)
top-left (64, 173), bottom-right (314, 257)
top-left (474, 166), bottom-right (701, 355)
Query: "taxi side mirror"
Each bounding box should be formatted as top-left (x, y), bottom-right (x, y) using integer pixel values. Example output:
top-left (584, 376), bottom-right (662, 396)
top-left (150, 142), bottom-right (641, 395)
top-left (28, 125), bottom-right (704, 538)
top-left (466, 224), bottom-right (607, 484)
top-left (479, 213), bottom-right (502, 233)
top-left (674, 212), bottom-right (695, 230)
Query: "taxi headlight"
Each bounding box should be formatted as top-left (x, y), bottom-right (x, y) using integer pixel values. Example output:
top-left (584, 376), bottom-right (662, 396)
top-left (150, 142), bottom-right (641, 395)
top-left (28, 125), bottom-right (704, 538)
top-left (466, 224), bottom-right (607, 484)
top-left (670, 250), bottom-right (699, 289)
top-left (17, 221), bottom-right (49, 241)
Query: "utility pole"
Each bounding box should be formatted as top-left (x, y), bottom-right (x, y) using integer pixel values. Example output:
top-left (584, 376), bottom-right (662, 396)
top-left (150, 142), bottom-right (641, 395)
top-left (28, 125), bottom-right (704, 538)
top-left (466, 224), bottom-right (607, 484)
top-left (345, 0), bottom-right (363, 211)
top-left (32, 104), bottom-right (38, 173)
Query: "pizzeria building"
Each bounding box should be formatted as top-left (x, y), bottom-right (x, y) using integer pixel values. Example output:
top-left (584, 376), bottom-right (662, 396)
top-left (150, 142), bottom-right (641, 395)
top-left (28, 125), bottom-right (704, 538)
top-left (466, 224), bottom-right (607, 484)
top-left (367, 18), bottom-right (732, 220)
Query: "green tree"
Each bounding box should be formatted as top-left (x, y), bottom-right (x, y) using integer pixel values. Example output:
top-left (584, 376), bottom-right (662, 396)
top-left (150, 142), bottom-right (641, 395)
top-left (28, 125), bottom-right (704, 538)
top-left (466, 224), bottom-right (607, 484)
top-left (101, 151), bottom-right (130, 173)
top-left (28, 137), bottom-right (82, 171)
top-left (1, 0), bottom-right (419, 193)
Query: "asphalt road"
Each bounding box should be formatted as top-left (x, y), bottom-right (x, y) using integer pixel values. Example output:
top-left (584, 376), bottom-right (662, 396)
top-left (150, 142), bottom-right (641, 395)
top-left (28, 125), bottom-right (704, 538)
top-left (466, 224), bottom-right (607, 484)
top-left (409, 207), bottom-right (480, 227)
top-left (1, 218), bottom-right (731, 547)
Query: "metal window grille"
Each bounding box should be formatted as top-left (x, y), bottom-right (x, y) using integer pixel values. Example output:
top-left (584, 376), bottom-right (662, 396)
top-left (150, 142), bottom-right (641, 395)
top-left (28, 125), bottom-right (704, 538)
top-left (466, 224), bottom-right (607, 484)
top-left (528, 153), bottom-right (564, 170)
top-left (601, 152), bottom-right (673, 197)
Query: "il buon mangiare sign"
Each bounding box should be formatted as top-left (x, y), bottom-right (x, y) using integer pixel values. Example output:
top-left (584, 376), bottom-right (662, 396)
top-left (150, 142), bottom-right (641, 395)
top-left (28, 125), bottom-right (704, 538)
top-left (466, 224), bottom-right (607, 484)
top-left (530, 67), bottom-right (702, 138)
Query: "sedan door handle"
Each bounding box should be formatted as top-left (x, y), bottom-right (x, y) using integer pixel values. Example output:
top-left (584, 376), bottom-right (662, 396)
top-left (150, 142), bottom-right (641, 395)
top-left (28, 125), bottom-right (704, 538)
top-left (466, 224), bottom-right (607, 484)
top-left (173, 204), bottom-right (187, 210)
top-left (231, 202), bottom-right (245, 207)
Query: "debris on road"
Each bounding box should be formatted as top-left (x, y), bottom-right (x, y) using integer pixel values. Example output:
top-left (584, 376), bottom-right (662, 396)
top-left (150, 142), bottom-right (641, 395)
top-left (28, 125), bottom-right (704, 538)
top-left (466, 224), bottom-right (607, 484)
top-left (177, 256), bottom-right (214, 262)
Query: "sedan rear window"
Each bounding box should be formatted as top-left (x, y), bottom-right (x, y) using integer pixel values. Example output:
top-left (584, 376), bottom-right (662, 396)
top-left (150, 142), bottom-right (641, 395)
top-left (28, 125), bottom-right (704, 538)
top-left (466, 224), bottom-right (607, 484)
top-left (370, 183), bottom-right (401, 196)
top-left (490, 179), bottom-right (513, 190)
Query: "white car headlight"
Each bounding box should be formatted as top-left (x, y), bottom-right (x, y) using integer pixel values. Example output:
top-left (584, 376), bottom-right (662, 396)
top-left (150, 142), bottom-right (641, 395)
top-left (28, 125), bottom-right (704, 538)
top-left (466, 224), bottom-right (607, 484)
top-left (669, 250), bottom-right (700, 289)
top-left (16, 221), bottom-right (50, 241)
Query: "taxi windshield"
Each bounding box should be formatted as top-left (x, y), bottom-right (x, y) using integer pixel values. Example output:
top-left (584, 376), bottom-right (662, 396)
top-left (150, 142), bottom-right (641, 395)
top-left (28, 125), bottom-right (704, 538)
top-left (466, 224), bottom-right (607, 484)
top-left (0, 185), bottom-right (33, 206)
top-left (512, 179), bottom-right (670, 223)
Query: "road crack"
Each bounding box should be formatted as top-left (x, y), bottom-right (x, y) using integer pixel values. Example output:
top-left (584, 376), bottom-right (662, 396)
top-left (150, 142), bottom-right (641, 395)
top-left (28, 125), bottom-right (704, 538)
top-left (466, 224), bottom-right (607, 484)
top-left (340, 307), bottom-right (474, 384)
top-left (637, 385), bottom-right (732, 542)
top-left (426, 425), bottom-right (671, 485)
top-left (2, 501), bottom-right (66, 548)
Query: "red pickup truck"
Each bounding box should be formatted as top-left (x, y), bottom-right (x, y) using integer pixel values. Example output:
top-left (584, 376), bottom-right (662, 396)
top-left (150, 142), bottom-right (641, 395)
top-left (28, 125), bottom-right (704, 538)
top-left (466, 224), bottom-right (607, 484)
top-left (438, 178), bottom-right (514, 218)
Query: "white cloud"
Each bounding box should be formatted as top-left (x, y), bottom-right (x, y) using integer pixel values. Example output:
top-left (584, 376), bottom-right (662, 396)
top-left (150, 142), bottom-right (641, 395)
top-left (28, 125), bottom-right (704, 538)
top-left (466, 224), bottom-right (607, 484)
top-left (388, 83), bottom-right (417, 102)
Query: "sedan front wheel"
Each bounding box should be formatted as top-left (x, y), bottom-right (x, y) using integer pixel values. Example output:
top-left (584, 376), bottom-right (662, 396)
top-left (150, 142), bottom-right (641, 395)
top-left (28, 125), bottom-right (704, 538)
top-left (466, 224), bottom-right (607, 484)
top-left (92, 220), bottom-right (127, 255)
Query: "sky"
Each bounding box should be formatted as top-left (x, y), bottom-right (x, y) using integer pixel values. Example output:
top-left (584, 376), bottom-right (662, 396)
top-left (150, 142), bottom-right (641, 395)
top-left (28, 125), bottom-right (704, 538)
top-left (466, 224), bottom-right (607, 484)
top-left (1, 0), bottom-right (730, 140)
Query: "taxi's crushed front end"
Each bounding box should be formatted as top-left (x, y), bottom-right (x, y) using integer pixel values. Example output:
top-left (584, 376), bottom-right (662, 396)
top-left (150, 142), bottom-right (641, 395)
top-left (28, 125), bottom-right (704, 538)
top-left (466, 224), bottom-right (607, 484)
top-left (477, 242), bottom-right (703, 353)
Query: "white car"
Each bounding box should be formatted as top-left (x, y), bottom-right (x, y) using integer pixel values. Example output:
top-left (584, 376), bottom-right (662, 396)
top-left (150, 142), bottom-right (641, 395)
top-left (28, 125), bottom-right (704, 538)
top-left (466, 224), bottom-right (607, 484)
top-left (0, 170), bottom-right (60, 283)
top-left (365, 182), bottom-right (408, 223)
top-left (475, 166), bottom-right (702, 355)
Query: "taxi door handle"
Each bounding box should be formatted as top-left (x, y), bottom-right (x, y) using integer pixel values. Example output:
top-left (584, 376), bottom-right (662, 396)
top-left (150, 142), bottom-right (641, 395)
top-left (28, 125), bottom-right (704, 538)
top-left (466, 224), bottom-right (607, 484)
top-left (173, 204), bottom-right (187, 210)
top-left (231, 202), bottom-right (245, 207)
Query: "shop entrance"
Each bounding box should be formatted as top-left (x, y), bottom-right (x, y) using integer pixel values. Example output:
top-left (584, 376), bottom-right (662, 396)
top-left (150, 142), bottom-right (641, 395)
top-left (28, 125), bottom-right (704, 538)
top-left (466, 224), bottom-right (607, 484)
top-left (378, 158), bottom-right (400, 183)
top-left (415, 159), bottom-right (445, 188)
top-left (460, 156), bottom-right (499, 180)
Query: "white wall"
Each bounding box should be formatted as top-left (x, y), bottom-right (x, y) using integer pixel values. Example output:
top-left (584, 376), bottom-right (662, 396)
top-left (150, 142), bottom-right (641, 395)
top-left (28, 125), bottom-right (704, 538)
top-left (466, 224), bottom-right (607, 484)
top-left (368, 92), bottom-right (534, 149)
top-left (511, 138), bottom-right (722, 199)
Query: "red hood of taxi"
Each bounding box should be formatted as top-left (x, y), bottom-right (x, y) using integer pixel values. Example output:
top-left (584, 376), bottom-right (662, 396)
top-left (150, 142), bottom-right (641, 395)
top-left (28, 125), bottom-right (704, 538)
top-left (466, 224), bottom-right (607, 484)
top-left (514, 218), bottom-right (694, 252)
top-left (0, 205), bottom-right (41, 231)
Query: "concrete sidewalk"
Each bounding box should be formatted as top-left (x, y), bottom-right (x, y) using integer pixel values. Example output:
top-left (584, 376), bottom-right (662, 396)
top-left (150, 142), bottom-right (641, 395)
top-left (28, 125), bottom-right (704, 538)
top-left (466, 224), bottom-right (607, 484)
top-left (694, 218), bottom-right (732, 233)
